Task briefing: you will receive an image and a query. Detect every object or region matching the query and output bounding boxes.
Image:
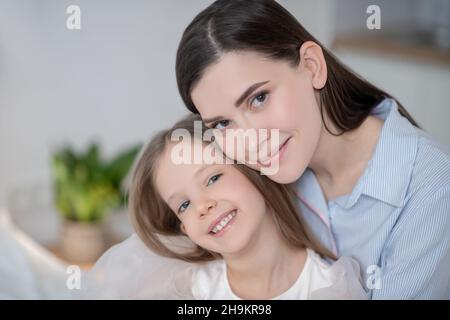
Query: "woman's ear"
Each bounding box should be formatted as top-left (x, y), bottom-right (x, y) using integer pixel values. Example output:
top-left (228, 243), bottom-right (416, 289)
top-left (298, 41), bottom-right (327, 90)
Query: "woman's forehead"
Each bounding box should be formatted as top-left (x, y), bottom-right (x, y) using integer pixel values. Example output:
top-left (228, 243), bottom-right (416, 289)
top-left (191, 51), bottom-right (290, 106)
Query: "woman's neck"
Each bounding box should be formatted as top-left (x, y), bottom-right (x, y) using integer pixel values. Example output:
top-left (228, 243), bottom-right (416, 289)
top-left (222, 214), bottom-right (307, 299)
top-left (309, 115), bottom-right (384, 200)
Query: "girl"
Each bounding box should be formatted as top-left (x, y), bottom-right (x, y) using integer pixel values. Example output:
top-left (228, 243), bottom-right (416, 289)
top-left (82, 115), bottom-right (366, 299)
top-left (175, 0), bottom-right (450, 299)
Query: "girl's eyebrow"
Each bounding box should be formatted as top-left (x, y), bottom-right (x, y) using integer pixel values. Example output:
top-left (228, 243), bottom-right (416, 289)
top-left (194, 164), bottom-right (210, 178)
top-left (167, 193), bottom-right (180, 207)
top-left (166, 164), bottom-right (212, 205)
top-left (202, 80), bottom-right (269, 124)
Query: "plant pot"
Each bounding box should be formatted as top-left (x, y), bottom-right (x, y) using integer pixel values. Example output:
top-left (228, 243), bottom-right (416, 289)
top-left (60, 221), bottom-right (105, 264)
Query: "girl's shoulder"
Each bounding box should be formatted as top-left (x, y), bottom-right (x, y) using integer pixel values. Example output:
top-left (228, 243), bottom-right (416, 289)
top-left (191, 259), bottom-right (228, 299)
top-left (306, 249), bottom-right (368, 299)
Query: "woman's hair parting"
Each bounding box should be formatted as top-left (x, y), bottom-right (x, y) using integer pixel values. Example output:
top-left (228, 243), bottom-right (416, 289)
top-left (128, 113), bottom-right (335, 262)
top-left (176, 0), bottom-right (419, 135)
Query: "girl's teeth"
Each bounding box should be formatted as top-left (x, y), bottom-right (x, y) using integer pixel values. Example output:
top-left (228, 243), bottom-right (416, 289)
top-left (211, 211), bottom-right (236, 234)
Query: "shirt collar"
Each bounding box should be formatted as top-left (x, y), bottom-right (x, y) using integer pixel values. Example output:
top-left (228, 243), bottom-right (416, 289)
top-left (346, 98), bottom-right (419, 208)
top-left (297, 98), bottom-right (419, 209)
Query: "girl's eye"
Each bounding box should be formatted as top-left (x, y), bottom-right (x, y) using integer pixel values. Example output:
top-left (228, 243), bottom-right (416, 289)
top-left (178, 200), bottom-right (190, 214)
top-left (207, 173), bottom-right (222, 186)
top-left (250, 92), bottom-right (268, 109)
top-left (213, 120), bottom-right (230, 130)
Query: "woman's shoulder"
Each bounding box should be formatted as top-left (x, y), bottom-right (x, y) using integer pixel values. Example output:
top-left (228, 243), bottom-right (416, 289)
top-left (410, 129), bottom-right (450, 194)
top-left (305, 249), bottom-right (368, 299)
top-left (369, 98), bottom-right (449, 210)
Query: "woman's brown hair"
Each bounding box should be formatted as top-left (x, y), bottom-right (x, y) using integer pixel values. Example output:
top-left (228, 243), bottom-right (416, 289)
top-left (176, 0), bottom-right (418, 135)
top-left (129, 114), bottom-right (335, 263)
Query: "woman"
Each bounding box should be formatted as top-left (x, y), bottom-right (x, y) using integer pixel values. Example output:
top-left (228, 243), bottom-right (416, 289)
top-left (175, 0), bottom-right (450, 299)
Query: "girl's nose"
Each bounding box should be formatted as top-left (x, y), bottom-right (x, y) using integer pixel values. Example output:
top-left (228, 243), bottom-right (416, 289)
top-left (197, 198), bottom-right (217, 217)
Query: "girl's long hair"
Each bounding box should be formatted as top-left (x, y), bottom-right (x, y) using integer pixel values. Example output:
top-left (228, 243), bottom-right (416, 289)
top-left (176, 0), bottom-right (418, 135)
top-left (129, 114), bottom-right (335, 263)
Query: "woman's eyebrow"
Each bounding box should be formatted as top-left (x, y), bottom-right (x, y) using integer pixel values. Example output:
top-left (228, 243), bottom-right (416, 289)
top-left (203, 115), bottom-right (222, 125)
top-left (234, 81), bottom-right (269, 107)
top-left (202, 80), bottom-right (269, 125)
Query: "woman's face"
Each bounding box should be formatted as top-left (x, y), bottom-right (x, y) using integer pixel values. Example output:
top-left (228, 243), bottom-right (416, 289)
top-left (191, 49), bottom-right (324, 184)
top-left (155, 141), bottom-right (272, 256)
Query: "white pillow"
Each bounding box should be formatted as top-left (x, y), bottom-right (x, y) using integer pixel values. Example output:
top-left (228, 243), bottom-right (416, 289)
top-left (0, 209), bottom-right (70, 299)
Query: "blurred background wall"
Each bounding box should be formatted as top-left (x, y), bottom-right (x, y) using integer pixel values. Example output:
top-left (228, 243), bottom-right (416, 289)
top-left (0, 0), bottom-right (449, 247)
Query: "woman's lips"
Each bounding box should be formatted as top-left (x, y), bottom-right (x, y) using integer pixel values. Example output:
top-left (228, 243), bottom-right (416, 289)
top-left (258, 137), bottom-right (291, 167)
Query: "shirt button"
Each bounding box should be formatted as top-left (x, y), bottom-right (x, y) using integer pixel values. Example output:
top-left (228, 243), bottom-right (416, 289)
top-left (328, 202), bottom-right (336, 220)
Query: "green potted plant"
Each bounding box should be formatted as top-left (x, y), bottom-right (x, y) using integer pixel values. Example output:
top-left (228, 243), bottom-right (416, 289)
top-left (51, 142), bottom-right (141, 263)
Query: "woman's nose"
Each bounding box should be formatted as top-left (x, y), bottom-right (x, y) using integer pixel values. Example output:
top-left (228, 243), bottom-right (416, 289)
top-left (238, 116), bottom-right (253, 131)
top-left (241, 124), bottom-right (270, 155)
top-left (232, 118), bottom-right (260, 152)
top-left (197, 198), bottom-right (217, 217)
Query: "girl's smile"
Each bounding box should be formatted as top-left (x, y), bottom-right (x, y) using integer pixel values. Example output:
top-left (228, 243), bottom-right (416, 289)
top-left (208, 209), bottom-right (238, 237)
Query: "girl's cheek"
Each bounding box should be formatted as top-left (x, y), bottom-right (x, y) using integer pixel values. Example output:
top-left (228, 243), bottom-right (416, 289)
top-left (227, 175), bottom-right (249, 195)
top-left (182, 224), bottom-right (195, 238)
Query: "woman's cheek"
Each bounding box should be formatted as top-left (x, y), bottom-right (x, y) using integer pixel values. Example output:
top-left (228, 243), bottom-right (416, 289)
top-left (213, 131), bottom-right (235, 161)
top-left (270, 88), bottom-right (301, 127)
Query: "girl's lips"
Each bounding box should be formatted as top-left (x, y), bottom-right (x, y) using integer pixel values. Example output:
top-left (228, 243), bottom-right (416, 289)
top-left (208, 210), bottom-right (237, 238)
top-left (258, 137), bottom-right (291, 167)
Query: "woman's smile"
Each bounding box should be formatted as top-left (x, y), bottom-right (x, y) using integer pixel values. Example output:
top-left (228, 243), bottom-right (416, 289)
top-left (258, 136), bottom-right (292, 167)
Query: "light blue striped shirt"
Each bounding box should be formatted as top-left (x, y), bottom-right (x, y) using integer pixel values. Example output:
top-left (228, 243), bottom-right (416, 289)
top-left (296, 98), bottom-right (450, 299)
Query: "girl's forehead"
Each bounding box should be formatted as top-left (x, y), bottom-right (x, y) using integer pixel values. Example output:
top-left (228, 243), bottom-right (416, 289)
top-left (154, 148), bottom-right (202, 203)
top-left (156, 140), bottom-right (226, 182)
top-left (164, 139), bottom-right (225, 162)
top-left (155, 142), bottom-right (235, 204)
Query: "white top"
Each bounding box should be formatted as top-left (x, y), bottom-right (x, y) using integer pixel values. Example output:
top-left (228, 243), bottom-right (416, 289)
top-left (80, 234), bottom-right (368, 300)
top-left (192, 249), bottom-right (366, 300)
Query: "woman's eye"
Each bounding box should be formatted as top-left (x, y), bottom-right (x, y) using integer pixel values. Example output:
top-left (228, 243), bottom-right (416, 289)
top-left (213, 120), bottom-right (230, 130)
top-left (250, 92), bottom-right (268, 109)
top-left (207, 174), bottom-right (222, 186)
top-left (178, 200), bottom-right (190, 214)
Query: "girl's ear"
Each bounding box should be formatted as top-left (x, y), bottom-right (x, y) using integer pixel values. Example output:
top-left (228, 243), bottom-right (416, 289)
top-left (298, 41), bottom-right (327, 90)
top-left (180, 223), bottom-right (187, 234)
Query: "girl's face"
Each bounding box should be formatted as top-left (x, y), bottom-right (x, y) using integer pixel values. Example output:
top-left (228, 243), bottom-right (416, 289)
top-left (155, 141), bottom-right (272, 256)
top-left (191, 48), bottom-right (325, 184)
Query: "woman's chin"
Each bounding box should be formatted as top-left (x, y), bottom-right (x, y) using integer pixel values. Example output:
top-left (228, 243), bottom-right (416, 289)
top-left (260, 161), bottom-right (305, 184)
